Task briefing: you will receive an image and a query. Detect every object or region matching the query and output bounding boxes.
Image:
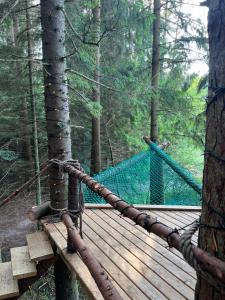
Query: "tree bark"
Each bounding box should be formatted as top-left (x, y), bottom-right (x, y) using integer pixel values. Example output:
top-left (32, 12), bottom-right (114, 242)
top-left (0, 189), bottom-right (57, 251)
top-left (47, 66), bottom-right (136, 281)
top-left (25, 0), bottom-right (41, 205)
top-left (150, 0), bottom-right (161, 142)
top-left (195, 1), bottom-right (225, 299)
top-left (40, 0), bottom-right (71, 210)
top-left (12, 15), bottom-right (33, 164)
top-left (90, 1), bottom-right (101, 175)
top-left (40, 1), bottom-right (77, 299)
top-left (150, 0), bottom-right (163, 204)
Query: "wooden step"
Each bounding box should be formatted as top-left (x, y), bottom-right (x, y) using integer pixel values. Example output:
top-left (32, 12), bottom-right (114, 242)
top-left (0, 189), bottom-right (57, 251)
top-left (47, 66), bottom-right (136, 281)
top-left (10, 246), bottom-right (37, 279)
top-left (0, 262), bottom-right (19, 299)
top-left (26, 231), bottom-right (54, 262)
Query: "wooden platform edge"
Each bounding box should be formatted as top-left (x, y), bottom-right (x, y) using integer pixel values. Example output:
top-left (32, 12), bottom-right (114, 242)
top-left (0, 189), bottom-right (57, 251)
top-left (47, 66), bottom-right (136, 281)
top-left (42, 221), bottom-right (104, 300)
top-left (85, 203), bottom-right (202, 211)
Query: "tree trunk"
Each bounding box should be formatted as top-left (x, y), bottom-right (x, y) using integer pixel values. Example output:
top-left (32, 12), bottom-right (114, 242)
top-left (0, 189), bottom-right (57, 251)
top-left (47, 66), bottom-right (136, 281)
top-left (12, 15), bottom-right (33, 164)
top-left (40, 0), bottom-right (71, 210)
top-left (90, 1), bottom-right (101, 175)
top-left (150, 0), bottom-right (161, 142)
top-left (195, 1), bottom-right (225, 299)
top-left (150, 0), bottom-right (163, 204)
top-left (25, 0), bottom-right (41, 205)
top-left (40, 1), bottom-right (77, 299)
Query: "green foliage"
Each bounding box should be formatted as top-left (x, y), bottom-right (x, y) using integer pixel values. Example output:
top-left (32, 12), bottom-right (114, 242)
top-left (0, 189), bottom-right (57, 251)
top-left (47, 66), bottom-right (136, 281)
top-left (0, 0), bottom-right (208, 197)
top-left (0, 150), bottom-right (19, 161)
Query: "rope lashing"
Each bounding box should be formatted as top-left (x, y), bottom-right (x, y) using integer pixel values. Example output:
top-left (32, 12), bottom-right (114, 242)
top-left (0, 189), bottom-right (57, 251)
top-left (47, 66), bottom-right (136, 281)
top-left (180, 219), bottom-right (200, 269)
top-left (180, 220), bottom-right (225, 293)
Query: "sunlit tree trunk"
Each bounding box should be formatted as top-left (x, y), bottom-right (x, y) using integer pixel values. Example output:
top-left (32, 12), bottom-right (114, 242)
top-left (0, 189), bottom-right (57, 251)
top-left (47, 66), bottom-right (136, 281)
top-left (195, 1), bottom-right (225, 299)
top-left (90, 1), bottom-right (101, 175)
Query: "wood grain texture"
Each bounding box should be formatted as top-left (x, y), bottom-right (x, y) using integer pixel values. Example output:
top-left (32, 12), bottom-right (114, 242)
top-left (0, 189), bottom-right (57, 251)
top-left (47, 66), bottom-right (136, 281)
top-left (43, 208), bottom-right (198, 299)
top-left (26, 231), bottom-right (54, 262)
top-left (0, 262), bottom-right (19, 299)
top-left (11, 246), bottom-right (37, 279)
top-left (43, 221), bottom-right (105, 300)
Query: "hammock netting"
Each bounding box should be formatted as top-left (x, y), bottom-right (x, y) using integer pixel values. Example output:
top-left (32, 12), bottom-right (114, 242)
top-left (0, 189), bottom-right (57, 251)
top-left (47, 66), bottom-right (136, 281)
top-left (84, 143), bottom-right (202, 205)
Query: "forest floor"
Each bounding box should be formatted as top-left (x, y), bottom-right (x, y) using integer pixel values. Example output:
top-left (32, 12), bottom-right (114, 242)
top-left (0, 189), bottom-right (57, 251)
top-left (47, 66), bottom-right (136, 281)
top-left (0, 192), bottom-right (55, 299)
top-left (0, 191), bottom-right (36, 261)
top-left (0, 192), bottom-right (88, 299)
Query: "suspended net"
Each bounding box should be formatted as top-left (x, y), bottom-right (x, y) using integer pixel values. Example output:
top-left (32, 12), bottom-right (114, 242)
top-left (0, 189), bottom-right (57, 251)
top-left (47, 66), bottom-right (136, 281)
top-left (84, 143), bottom-right (202, 205)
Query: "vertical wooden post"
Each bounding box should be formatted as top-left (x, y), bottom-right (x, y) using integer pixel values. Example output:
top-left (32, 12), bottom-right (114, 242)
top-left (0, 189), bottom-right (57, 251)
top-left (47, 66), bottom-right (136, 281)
top-left (54, 258), bottom-right (79, 300)
top-left (67, 163), bottom-right (81, 252)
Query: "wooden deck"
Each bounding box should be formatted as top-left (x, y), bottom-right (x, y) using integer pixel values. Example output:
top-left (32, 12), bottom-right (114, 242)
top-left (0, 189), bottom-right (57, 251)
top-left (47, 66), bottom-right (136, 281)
top-left (43, 205), bottom-right (200, 300)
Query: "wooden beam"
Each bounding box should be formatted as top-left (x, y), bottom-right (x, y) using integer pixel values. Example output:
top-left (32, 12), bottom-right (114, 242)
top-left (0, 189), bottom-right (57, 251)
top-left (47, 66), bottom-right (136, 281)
top-left (27, 201), bottom-right (50, 221)
top-left (84, 203), bottom-right (201, 211)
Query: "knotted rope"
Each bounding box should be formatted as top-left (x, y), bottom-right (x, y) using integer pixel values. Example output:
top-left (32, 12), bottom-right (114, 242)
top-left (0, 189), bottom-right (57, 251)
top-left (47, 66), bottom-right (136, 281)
top-left (180, 220), bottom-right (225, 293)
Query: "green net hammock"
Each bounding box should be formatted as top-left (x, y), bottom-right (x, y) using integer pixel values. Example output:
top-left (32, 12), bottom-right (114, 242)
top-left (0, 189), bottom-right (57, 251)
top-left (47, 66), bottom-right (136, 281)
top-left (84, 143), bottom-right (202, 205)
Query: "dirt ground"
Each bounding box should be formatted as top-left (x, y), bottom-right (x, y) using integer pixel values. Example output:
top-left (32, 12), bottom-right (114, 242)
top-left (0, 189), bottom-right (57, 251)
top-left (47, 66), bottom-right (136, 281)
top-left (0, 193), bottom-right (87, 299)
top-left (0, 191), bottom-right (37, 261)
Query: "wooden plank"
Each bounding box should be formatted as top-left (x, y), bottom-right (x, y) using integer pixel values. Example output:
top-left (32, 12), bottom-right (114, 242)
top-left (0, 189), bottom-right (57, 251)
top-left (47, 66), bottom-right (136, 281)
top-left (81, 223), bottom-right (169, 300)
top-left (182, 211), bottom-right (201, 219)
top-left (0, 262), bottom-right (19, 300)
top-left (10, 246), bottom-right (37, 279)
top-left (92, 210), bottom-right (196, 283)
top-left (85, 204), bottom-right (201, 211)
top-left (110, 209), bottom-right (192, 266)
top-left (43, 222), bottom-right (105, 300)
top-left (148, 211), bottom-right (198, 244)
top-left (83, 235), bottom-right (150, 300)
top-left (54, 222), bottom-right (131, 300)
top-left (26, 231), bottom-right (54, 262)
top-left (165, 211), bottom-right (199, 223)
top-left (42, 221), bottom-right (67, 250)
top-left (87, 210), bottom-right (195, 293)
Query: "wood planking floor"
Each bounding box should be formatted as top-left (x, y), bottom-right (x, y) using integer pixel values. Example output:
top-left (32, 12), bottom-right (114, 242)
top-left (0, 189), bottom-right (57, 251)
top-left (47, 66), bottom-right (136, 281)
top-left (48, 208), bottom-right (200, 300)
top-left (84, 209), bottom-right (199, 300)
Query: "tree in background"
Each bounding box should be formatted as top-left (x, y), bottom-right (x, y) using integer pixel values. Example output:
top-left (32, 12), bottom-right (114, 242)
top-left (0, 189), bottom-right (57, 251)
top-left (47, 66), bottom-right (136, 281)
top-left (150, 0), bottom-right (161, 142)
top-left (0, 0), bottom-right (208, 201)
top-left (90, 0), bottom-right (102, 175)
top-left (196, 1), bottom-right (225, 299)
top-left (25, 0), bottom-right (41, 204)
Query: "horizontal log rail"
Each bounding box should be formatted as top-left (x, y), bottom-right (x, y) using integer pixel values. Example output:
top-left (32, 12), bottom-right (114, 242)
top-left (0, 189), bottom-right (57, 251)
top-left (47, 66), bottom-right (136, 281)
top-left (61, 213), bottom-right (123, 300)
top-left (55, 162), bottom-right (225, 288)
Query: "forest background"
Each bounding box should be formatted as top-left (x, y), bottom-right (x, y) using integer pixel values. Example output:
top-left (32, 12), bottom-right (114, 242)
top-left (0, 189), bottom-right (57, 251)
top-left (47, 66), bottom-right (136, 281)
top-left (0, 0), bottom-right (208, 202)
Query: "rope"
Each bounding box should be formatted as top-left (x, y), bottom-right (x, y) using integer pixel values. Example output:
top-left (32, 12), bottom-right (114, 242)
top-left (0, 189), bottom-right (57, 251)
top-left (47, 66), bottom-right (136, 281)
top-left (180, 220), bottom-right (225, 293)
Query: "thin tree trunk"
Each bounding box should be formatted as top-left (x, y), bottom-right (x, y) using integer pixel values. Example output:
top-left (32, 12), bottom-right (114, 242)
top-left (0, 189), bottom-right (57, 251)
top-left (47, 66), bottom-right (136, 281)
top-left (25, 0), bottom-right (41, 205)
top-left (90, 1), bottom-right (101, 175)
top-left (195, 1), bottom-right (225, 299)
top-left (150, 0), bottom-right (161, 142)
top-left (150, 0), bottom-right (163, 204)
top-left (12, 15), bottom-right (33, 164)
top-left (40, 1), bottom-right (77, 299)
